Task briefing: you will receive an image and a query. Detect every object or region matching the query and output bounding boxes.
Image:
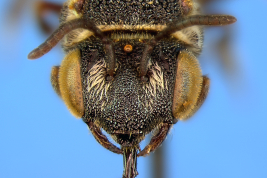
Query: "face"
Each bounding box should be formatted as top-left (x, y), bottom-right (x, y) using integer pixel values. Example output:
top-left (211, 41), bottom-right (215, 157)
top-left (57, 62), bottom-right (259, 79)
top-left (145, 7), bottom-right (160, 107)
top-left (28, 0), bottom-right (236, 177)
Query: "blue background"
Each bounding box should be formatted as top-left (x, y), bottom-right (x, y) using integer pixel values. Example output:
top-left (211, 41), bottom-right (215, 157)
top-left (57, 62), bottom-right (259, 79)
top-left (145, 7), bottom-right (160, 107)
top-left (1, 0), bottom-right (267, 178)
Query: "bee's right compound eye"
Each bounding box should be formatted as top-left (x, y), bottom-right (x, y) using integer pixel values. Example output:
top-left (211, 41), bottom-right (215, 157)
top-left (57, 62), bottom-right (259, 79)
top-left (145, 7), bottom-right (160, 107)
top-left (51, 49), bottom-right (85, 118)
top-left (172, 50), bottom-right (210, 120)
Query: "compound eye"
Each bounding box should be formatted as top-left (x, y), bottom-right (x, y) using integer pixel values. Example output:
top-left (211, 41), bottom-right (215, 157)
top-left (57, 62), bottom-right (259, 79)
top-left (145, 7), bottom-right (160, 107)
top-left (172, 50), bottom-right (203, 120)
top-left (58, 49), bottom-right (84, 118)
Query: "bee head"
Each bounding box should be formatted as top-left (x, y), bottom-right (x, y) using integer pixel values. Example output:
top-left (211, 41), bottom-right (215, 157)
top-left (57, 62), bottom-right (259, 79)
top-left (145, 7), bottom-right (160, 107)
top-left (28, 1), bottom-right (236, 177)
top-left (28, 0), bottom-right (236, 148)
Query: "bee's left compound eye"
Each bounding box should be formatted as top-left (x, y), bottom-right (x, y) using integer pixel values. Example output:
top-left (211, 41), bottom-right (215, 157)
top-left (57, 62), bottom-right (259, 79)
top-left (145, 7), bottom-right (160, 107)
top-left (172, 50), bottom-right (210, 120)
top-left (51, 49), bottom-right (84, 118)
